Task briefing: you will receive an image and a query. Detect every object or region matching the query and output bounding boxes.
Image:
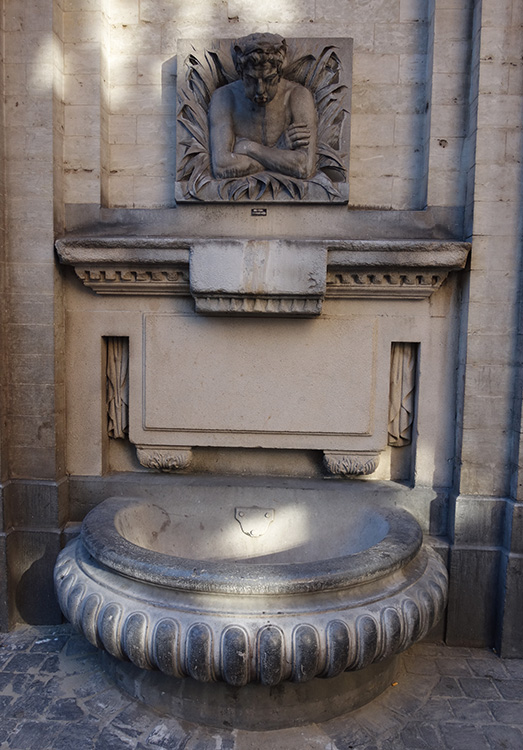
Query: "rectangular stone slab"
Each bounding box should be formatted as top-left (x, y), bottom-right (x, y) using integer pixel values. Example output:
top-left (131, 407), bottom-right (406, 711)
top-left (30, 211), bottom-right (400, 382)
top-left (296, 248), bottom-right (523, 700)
top-left (130, 313), bottom-right (379, 450)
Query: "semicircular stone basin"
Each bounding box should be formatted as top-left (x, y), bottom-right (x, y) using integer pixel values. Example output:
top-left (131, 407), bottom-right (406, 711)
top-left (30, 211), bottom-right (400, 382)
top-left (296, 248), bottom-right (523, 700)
top-left (54, 481), bottom-right (448, 724)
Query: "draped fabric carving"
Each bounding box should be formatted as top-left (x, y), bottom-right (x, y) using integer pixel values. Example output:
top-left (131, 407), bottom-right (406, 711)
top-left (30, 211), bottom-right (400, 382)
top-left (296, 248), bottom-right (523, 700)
top-left (388, 343), bottom-right (417, 447)
top-left (107, 337), bottom-right (129, 439)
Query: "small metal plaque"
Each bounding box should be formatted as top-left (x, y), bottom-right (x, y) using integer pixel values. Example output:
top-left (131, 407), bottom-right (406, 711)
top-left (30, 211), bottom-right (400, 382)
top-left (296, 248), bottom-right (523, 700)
top-left (251, 208), bottom-right (267, 217)
top-left (235, 507), bottom-right (275, 538)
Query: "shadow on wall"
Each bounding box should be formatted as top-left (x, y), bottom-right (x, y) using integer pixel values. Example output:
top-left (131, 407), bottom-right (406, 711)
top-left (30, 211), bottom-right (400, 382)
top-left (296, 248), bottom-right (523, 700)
top-left (15, 538), bottom-right (62, 625)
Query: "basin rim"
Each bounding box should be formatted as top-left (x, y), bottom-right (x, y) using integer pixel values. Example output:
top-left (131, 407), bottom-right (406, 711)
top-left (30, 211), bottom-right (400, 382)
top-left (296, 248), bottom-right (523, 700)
top-left (81, 496), bottom-right (423, 595)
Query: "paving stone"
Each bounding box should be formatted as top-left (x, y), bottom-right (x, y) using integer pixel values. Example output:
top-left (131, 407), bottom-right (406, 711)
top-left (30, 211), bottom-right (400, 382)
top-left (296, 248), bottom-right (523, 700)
top-left (95, 726), bottom-right (137, 749)
top-left (467, 657), bottom-right (510, 680)
top-left (111, 701), bottom-right (160, 738)
top-left (379, 685), bottom-right (426, 715)
top-left (435, 657), bottom-right (473, 676)
top-left (418, 723), bottom-right (445, 747)
top-left (9, 674), bottom-right (30, 695)
top-left (32, 625), bottom-right (75, 638)
top-left (400, 722), bottom-right (438, 748)
top-left (187, 734), bottom-right (237, 750)
top-left (4, 691), bottom-right (52, 720)
top-left (321, 715), bottom-right (374, 748)
top-left (493, 678), bottom-right (523, 700)
top-left (35, 675), bottom-right (66, 700)
top-left (61, 651), bottom-right (101, 675)
top-left (0, 651), bottom-right (14, 669)
top-left (234, 726), bottom-right (338, 750)
top-left (39, 654), bottom-right (62, 673)
top-left (439, 723), bottom-right (490, 750)
top-left (0, 673), bottom-right (16, 692)
top-left (0, 629), bottom-right (38, 651)
top-left (0, 696), bottom-right (13, 711)
top-left (85, 687), bottom-right (132, 718)
top-left (502, 660), bottom-right (523, 679)
top-left (397, 672), bottom-right (440, 697)
top-left (488, 701), bottom-right (523, 724)
top-left (8, 720), bottom-right (61, 750)
top-left (69, 669), bottom-right (111, 699)
top-left (217, 738), bottom-right (235, 750)
top-left (0, 719), bottom-right (18, 744)
top-left (356, 706), bottom-right (404, 738)
top-left (30, 635), bottom-right (69, 653)
top-left (146, 722), bottom-right (195, 748)
top-left (437, 647), bottom-right (473, 659)
top-left (20, 676), bottom-right (48, 695)
top-left (458, 676), bottom-right (502, 699)
top-left (412, 698), bottom-right (453, 722)
top-left (448, 697), bottom-right (495, 723)
top-left (402, 655), bottom-right (438, 675)
top-left (377, 742), bottom-right (400, 750)
top-left (408, 643), bottom-right (449, 658)
top-left (52, 719), bottom-right (100, 750)
top-left (46, 697), bottom-right (85, 721)
top-left (4, 652), bottom-right (47, 673)
top-left (481, 724), bottom-right (523, 750)
top-left (432, 676), bottom-right (464, 697)
top-left (65, 635), bottom-right (100, 657)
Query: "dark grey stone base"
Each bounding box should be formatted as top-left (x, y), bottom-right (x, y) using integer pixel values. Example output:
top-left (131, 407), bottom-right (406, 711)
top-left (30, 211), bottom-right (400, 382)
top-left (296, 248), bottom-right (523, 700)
top-left (102, 652), bottom-right (400, 730)
top-left (0, 479), bottom-right (67, 630)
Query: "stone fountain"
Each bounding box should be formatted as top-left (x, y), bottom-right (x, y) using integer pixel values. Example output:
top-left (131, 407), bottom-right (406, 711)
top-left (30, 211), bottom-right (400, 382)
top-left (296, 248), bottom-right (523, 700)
top-left (53, 32), bottom-right (466, 729)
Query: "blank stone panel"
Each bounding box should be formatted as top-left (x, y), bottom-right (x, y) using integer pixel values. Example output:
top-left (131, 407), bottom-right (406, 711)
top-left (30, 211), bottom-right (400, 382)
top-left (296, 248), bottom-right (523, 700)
top-left (133, 314), bottom-right (379, 450)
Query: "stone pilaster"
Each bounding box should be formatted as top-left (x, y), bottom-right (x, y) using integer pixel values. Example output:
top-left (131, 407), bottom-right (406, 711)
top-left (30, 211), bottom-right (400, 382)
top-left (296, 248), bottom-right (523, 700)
top-left (448, 0), bottom-right (523, 651)
top-left (0, 0), bottom-right (67, 627)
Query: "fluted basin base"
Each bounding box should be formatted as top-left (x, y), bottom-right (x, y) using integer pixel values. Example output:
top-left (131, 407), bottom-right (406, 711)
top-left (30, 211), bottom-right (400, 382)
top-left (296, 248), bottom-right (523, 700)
top-left (103, 651), bottom-right (400, 730)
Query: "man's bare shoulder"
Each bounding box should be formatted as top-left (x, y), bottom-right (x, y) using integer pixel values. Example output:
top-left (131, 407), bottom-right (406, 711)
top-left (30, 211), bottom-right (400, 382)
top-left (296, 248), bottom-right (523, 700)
top-left (210, 81), bottom-right (243, 105)
top-left (282, 79), bottom-right (314, 102)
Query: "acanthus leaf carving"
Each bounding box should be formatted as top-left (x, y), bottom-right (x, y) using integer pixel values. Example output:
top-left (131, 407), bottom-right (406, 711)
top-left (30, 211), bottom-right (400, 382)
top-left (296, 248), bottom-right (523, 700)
top-left (136, 447), bottom-right (193, 473)
top-left (323, 451), bottom-right (380, 477)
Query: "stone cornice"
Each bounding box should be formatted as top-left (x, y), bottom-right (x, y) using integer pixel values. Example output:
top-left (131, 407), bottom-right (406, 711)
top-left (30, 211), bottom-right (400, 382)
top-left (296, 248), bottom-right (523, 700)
top-left (55, 236), bottom-right (470, 303)
top-left (55, 236), bottom-right (191, 296)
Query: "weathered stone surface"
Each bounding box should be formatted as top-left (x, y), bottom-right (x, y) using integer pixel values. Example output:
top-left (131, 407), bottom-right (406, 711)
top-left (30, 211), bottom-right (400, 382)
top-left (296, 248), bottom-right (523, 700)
top-left (54, 487), bottom-right (447, 709)
top-left (190, 239), bottom-right (327, 315)
top-left (176, 35), bottom-right (351, 204)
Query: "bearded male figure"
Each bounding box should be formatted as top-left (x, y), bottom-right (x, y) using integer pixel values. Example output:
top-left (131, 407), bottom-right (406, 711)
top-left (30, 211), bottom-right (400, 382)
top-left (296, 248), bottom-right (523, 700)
top-left (209, 33), bottom-right (318, 181)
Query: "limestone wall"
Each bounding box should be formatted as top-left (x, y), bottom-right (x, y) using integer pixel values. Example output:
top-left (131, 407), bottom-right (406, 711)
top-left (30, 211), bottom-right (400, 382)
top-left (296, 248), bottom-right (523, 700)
top-left (1, 0), bottom-right (66, 626)
top-left (56, 0), bottom-right (474, 213)
top-left (0, 0), bottom-right (522, 658)
top-left (447, 0), bottom-right (523, 653)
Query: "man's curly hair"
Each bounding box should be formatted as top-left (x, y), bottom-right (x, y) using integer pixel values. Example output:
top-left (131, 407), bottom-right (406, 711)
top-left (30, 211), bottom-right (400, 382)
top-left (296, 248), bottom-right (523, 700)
top-left (232, 33), bottom-right (287, 77)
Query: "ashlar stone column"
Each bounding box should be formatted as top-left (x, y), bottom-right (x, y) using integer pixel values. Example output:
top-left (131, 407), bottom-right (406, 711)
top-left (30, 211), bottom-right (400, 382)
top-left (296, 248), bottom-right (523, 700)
top-left (447, 0), bottom-right (523, 653)
top-left (0, 0), bottom-right (67, 627)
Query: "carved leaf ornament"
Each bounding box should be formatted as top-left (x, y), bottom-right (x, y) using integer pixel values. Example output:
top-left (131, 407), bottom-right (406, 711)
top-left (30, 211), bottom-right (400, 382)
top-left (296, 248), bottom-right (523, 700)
top-left (177, 40), bottom-right (348, 201)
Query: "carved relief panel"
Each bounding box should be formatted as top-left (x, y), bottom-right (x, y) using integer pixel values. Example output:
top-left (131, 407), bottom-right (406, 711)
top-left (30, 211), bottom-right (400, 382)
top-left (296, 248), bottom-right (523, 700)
top-left (176, 35), bottom-right (352, 203)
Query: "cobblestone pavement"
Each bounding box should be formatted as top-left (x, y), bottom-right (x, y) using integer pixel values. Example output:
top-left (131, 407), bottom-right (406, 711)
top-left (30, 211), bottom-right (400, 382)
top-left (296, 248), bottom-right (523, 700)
top-left (0, 625), bottom-right (522, 749)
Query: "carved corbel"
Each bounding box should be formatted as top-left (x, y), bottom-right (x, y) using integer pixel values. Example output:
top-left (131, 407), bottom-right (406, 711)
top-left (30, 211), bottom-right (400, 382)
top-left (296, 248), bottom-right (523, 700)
top-left (323, 451), bottom-right (380, 478)
top-left (136, 447), bottom-right (193, 473)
